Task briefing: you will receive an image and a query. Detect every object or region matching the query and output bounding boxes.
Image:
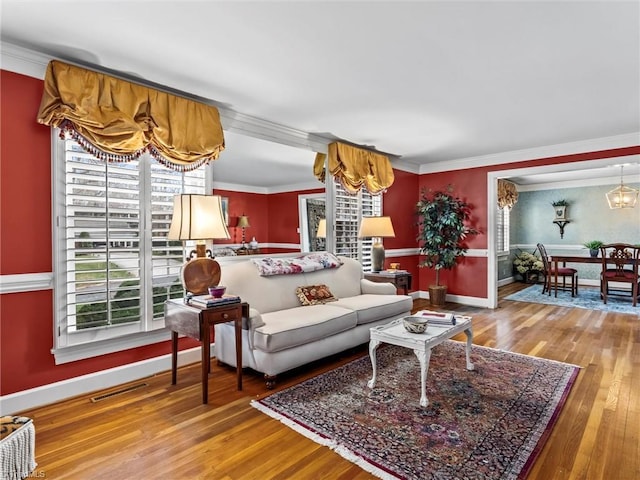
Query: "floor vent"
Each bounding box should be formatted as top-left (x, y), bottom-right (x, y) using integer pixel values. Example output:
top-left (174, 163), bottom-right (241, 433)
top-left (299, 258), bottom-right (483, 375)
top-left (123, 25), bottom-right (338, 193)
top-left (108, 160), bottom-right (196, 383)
top-left (90, 382), bottom-right (149, 403)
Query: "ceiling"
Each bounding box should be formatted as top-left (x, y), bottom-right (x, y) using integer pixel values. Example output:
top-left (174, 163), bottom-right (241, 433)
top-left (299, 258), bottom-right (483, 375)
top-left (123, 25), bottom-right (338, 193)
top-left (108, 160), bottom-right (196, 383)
top-left (1, 1), bottom-right (639, 189)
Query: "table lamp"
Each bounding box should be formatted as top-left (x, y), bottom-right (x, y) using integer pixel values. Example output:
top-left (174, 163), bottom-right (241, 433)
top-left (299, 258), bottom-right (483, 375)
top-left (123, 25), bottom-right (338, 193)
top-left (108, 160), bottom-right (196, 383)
top-left (316, 219), bottom-right (326, 238)
top-left (358, 216), bottom-right (395, 272)
top-left (168, 194), bottom-right (230, 295)
top-left (236, 215), bottom-right (250, 248)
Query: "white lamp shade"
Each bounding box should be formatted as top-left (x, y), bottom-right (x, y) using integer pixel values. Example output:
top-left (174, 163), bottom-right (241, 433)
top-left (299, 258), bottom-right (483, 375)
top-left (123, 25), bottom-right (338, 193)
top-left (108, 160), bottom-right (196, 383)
top-left (358, 216), bottom-right (395, 238)
top-left (316, 219), bottom-right (326, 238)
top-left (168, 194), bottom-right (230, 240)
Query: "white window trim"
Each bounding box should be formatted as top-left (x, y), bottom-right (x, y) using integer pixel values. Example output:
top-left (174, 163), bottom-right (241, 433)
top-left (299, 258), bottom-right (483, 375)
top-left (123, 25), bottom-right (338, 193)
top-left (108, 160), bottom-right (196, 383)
top-left (51, 129), bottom-right (209, 363)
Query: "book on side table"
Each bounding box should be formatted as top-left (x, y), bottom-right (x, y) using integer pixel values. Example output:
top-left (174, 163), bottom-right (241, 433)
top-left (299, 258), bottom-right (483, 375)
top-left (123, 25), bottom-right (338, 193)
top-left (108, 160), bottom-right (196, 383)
top-left (405, 310), bottom-right (456, 325)
top-left (188, 294), bottom-right (241, 308)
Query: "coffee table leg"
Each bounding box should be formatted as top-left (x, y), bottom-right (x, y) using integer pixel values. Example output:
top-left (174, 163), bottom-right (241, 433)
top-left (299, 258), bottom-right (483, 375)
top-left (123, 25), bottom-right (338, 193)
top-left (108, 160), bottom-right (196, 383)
top-left (367, 339), bottom-right (381, 389)
top-left (414, 348), bottom-right (431, 407)
top-left (464, 328), bottom-right (475, 371)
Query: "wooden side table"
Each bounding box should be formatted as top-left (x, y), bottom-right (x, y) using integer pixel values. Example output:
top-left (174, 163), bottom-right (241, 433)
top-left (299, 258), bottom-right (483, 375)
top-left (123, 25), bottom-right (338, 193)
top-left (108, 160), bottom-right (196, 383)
top-left (364, 271), bottom-right (412, 295)
top-left (164, 299), bottom-right (248, 404)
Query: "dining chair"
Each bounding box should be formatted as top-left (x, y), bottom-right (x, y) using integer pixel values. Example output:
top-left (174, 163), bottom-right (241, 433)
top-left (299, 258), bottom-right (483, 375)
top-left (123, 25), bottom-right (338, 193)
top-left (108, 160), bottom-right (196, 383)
top-left (537, 243), bottom-right (578, 297)
top-left (599, 243), bottom-right (640, 306)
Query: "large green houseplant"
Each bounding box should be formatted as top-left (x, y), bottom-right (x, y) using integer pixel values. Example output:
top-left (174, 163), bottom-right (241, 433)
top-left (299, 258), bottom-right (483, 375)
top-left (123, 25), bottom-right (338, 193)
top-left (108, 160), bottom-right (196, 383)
top-left (416, 186), bottom-right (478, 306)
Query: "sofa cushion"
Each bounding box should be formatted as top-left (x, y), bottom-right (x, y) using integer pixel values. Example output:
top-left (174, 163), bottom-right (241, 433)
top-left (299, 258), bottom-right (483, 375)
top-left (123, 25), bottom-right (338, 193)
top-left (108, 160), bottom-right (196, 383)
top-left (221, 260), bottom-right (306, 314)
top-left (332, 294), bottom-right (412, 325)
top-left (253, 305), bottom-right (357, 353)
top-left (296, 284), bottom-right (338, 305)
top-left (299, 257), bottom-right (363, 299)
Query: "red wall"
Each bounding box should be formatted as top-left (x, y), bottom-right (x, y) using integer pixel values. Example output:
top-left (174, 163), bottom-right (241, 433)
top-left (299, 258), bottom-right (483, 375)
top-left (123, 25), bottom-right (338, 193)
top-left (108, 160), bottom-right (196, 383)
top-left (211, 188), bottom-right (325, 253)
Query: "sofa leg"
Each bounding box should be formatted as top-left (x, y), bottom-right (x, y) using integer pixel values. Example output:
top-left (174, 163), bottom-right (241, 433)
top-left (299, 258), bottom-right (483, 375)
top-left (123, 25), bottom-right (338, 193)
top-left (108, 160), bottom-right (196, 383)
top-left (265, 374), bottom-right (277, 389)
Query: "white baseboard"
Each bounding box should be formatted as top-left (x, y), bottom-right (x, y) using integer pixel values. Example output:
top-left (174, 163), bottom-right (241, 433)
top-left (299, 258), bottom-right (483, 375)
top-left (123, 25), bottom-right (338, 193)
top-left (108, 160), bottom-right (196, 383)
top-left (0, 344), bottom-right (214, 415)
top-left (416, 290), bottom-right (490, 308)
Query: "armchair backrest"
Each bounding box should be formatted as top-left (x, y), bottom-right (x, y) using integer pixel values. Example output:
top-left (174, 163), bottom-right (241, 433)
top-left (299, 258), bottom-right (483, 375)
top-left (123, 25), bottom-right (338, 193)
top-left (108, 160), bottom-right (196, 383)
top-left (599, 243), bottom-right (639, 277)
top-left (536, 243), bottom-right (551, 274)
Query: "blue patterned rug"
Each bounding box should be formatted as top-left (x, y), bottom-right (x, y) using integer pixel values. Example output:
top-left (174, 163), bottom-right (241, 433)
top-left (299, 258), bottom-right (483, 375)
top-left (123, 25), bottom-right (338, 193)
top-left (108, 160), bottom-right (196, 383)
top-left (505, 284), bottom-right (639, 316)
top-left (252, 341), bottom-right (579, 480)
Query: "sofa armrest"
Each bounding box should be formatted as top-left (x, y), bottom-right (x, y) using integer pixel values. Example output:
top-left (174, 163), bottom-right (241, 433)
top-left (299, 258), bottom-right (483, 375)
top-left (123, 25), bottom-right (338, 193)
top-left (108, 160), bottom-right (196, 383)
top-left (244, 307), bottom-right (264, 350)
top-left (245, 307), bottom-right (265, 330)
top-left (360, 278), bottom-right (397, 295)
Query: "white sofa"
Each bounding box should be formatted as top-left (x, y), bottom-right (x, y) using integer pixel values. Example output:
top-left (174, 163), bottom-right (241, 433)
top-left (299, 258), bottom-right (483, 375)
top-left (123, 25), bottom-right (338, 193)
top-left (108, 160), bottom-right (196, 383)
top-left (214, 254), bottom-right (412, 388)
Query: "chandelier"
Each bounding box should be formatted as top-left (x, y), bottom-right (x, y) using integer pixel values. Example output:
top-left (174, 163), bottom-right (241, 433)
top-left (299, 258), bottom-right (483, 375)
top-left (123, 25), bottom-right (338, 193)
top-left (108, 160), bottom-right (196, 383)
top-left (605, 165), bottom-right (638, 209)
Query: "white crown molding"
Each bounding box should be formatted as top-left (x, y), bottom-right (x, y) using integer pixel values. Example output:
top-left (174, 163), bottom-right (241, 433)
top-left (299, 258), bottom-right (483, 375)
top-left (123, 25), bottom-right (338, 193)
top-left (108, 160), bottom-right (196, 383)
top-left (516, 175), bottom-right (640, 192)
top-left (390, 159), bottom-right (421, 175)
top-left (0, 42), bottom-right (49, 79)
top-left (419, 133), bottom-right (640, 175)
top-left (0, 41), bottom-right (332, 157)
top-left (212, 181), bottom-right (269, 195)
top-left (212, 180), bottom-right (324, 195)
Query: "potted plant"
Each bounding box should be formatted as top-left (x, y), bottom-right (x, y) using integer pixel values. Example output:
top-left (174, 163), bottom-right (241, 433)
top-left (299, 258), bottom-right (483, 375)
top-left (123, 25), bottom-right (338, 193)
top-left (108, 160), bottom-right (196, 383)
top-left (583, 240), bottom-right (604, 257)
top-left (551, 199), bottom-right (569, 220)
top-left (513, 250), bottom-right (544, 283)
top-left (416, 185), bottom-right (478, 306)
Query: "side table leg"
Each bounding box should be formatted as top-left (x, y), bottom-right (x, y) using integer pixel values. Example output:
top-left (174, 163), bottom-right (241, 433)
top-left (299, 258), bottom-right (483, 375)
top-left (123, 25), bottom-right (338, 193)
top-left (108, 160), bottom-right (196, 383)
top-left (414, 348), bottom-right (431, 407)
top-left (235, 317), bottom-right (243, 391)
top-left (464, 328), bottom-right (475, 371)
top-left (202, 319), bottom-right (209, 405)
top-left (367, 339), bottom-right (381, 389)
top-left (171, 331), bottom-right (178, 385)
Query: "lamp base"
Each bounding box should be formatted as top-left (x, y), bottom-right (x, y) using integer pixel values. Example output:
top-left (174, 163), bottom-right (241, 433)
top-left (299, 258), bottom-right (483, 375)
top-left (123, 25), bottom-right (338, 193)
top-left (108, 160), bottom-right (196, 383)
top-left (181, 257), bottom-right (221, 295)
top-left (371, 242), bottom-right (385, 272)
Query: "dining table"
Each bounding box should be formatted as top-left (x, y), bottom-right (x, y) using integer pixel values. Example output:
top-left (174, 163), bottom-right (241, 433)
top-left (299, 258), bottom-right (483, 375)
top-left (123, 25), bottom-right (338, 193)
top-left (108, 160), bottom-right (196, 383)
top-left (549, 254), bottom-right (638, 298)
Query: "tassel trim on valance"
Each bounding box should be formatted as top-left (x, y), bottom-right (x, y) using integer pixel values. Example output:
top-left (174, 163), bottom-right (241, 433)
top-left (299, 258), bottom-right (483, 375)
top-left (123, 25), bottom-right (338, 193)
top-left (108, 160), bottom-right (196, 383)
top-left (60, 122), bottom-right (212, 172)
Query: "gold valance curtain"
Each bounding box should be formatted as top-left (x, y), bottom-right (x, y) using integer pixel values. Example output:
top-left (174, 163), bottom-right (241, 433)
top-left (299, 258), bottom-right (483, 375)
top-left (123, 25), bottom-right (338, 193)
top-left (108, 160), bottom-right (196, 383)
top-left (36, 60), bottom-right (225, 170)
top-left (497, 179), bottom-right (519, 209)
top-left (313, 142), bottom-right (394, 194)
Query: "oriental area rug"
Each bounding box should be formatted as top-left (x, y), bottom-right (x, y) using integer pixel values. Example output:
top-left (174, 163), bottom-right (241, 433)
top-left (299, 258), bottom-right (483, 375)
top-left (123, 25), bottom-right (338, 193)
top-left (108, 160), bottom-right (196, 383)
top-left (505, 284), bottom-right (639, 316)
top-left (252, 341), bottom-right (579, 480)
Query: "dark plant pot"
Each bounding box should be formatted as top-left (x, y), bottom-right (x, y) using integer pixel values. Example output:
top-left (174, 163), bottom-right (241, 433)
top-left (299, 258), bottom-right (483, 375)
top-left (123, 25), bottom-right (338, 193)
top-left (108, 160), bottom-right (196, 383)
top-left (589, 249), bottom-right (599, 258)
top-left (429, 285), bottom-right (447, 307)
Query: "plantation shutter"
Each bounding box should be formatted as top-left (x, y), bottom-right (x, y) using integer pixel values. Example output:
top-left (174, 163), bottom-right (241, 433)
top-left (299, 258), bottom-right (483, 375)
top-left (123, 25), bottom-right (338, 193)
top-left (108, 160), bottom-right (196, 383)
top-left (61, 140), bottom-right (142, 335)
top-left (148, 162), bottom-right (205, 320)
top-left (56, 137), bottom-right (205, 347)
top-left (496, 205), bottom-right (510, 254)
top-left (333, 178), bottom-right (381, 271)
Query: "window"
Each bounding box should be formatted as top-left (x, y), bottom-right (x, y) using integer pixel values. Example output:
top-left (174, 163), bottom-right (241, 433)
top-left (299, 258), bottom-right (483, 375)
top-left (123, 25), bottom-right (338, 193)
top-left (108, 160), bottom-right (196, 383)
top-left (333, 178), bottom-right (382, 271)
top-left (53, 135), bottom-right (206, 356)
top-left (496, 205), bottom-right (510, 254)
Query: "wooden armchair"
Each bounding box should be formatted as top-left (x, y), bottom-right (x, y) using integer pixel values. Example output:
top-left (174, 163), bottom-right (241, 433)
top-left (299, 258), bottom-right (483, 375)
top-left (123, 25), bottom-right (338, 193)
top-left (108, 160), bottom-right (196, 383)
top-left (537, 243), bottom-right (578, 297)
top-left (599, 243), bottom-right (640, 306)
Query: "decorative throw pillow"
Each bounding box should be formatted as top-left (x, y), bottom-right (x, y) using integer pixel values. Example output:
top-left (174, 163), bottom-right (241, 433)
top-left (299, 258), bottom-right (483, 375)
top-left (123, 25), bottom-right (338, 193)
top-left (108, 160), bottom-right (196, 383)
top-left (296, 284), bottom-right (338, 306)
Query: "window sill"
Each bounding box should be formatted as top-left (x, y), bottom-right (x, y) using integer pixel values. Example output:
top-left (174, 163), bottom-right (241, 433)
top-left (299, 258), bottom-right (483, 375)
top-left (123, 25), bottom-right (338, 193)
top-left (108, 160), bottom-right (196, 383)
top-left (52, 329), bottom-right (171, 364)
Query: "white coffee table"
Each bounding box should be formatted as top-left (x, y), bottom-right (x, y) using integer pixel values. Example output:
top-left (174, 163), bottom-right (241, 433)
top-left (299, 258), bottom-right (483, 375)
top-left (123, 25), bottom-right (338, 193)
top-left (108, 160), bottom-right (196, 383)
top-left (367, 315), bottom-right (474, 407)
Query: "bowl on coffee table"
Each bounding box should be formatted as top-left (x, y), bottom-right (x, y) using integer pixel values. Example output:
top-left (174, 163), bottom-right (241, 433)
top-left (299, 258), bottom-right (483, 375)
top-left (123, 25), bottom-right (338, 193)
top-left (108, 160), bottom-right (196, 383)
top-left (403, 317), bottom-right (429, 334)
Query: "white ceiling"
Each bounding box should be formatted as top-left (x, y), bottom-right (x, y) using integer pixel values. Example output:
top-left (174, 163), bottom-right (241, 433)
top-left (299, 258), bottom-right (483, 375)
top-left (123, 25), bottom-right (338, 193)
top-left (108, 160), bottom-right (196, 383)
top-left (1, 1), bottom-right (639, 189)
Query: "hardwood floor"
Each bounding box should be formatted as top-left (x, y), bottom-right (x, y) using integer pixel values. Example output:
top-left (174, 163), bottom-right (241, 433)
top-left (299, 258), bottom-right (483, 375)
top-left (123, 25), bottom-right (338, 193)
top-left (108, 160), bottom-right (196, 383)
top-left (18, 284), bottom-right (640, 479)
